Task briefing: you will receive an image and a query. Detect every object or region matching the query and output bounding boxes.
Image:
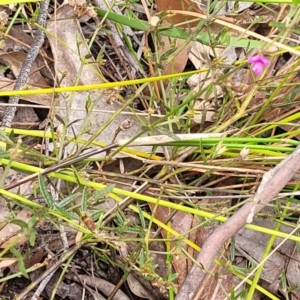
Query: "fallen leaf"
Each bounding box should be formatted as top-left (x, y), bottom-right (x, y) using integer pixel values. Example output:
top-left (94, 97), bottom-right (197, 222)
top-left (127, 273), bottom-right (155, 300)
top-left (0, 258), bottom-right (17, 269)
top-left (46, 3), bottom-right (157, 156)
top-left (0, 210), bottom-right (33, 248)
top-left (149, 203), bottom-right (193, 285)
top-left (0, 51), bottom-right (52, 106)
top-left (236, 217), bottom-right (295, 284)
top-left (155, 0), bottom-right (202, 27)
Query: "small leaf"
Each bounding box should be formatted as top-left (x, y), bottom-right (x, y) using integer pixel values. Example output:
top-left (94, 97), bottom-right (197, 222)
top-left (137, 204), bottom-right (146, 229)
top-left (168, 273), bottom-right (178, 281)
top-left (269, 21), bottom-right (286, 30)
top-left (38, 174), bottom-right (53, 208)
top-left (10, 247), bottom-right (28, 279)
top-left (81, 188), bottom-right (88, 212)
top-left (160, 48), bottom-right (178, 61)
top-left (31, 6), bottom-right (40, 23)
top-left (94, 212), bottom-right (104, 230)
top-left (85, 95), bottom-right (92, 113)
top-left (29, 229), bottom-right (36, 247)
top-left (96, 44), bottom-right (106, 62)
top-left (215, 27), bottom-right (228, 44)
top-left (281, 271), bottom-right (287, 291)
top-left (10, 219), bottom-right (28, 229)
top-left (55, 205), bottom-right (78, 220)
top-left (155, 127), bottom-right (181, 141)
top-left (57, 194), bottom-right (79, 208)
top-left (138, 248), bottom-right (145, 265)
top-left (0, 151), bottom-right (10, 159)
top-left (116, 211), bottom-right (125, 225)
top-left (93, 185), bottom-right (115, 201)
top-left (91, 210), bottom-right (103, 221)
top-left (27, 215), bottom-right (38, 228)
top-left (55, 114), bottom-right (65, 126)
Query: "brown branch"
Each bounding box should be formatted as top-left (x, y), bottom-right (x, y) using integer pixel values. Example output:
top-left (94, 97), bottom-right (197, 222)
top-left (1, 0), bottom-right (50, 128)
top-left (175, 143), bottom-right (300, 300)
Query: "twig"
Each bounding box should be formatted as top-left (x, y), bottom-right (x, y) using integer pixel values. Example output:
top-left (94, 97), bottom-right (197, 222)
top-left (175, 143), bottom-right (300, 300)
top-left (1, 0), bottom-right (50, 128)
top-left (3, 143), bottom-right (118, 191)
top-left (31, 272), bottom-right (54, 300)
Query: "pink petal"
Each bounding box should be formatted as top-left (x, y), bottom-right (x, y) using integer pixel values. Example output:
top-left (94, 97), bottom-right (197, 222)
top-left (260, 56), bottom-right (270, 66)
top-left (248, 56), bottom-right (260, 63)
top-left (248, 55), bottom-right (270, 66)
top-left (252, 62), bottom-right (264, 75)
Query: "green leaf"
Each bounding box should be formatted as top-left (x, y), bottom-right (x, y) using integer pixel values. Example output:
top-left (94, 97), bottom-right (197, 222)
top-left (10, 219), bottom-right (28, 229)
top-left (10, 247), bottom-right (28, 279)
top-left (95, 212), bottom-right (104, 230)
top-left (160, 48), bottom-right (178, 61)
top-left (138, 248), bottom-right (145, 265)
top-left (27, 215), bottom-right (38, 228)
top-left (116, 211), bottom-right (125, 225)
top-left (155, 127), bottom-right (181, 141)
top-left (291, 26), bottom-right (300, 35)
top-left (269, 21), bottom-right (286, 29)
top-left (38, 174), bottom-right (53, 208)
top-left (233, 290), bottom-right (247, 299)
top-left (32, 6), bottom-right (40, 23)
top-left (215, 27), bottom-right (228, 44)
top-left (57, 194), bottom-right (79, 208)
top-left (0, 131), bottom-right (14, 147)
top-left (280, 271), bottom-right (287, 291)
top-left (91, 210), bottom-right (103, 220)
top-left (81, 188), bottom-right (88, 212)
top-left (85, 95), bottom-right (92, 113)
top-left (93, 185), bottom-right (115, 201)
top-left (54, 205), bottom-right (78, 220)
top-left (28, 229), bottom-right (36, 247)
top-left (95, 8), bottom-right (266, 49)
top-left (95, 8), bottom-right (149, 31)
top-left (137, 204), bottom-right (146, 229)
top-left (168, 273), bottom-right (178, 282)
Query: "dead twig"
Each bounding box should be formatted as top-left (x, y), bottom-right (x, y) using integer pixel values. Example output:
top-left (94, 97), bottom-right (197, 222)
top-left (3, 143), bottom-right (118, 191)
top-left (1, 0), bottom-right (50, 128)
top-left (175, 143), bottom-right (300, 300)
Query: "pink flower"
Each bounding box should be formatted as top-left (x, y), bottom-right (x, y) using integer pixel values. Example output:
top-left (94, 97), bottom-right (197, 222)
top-left (248, 55), bottom-right (270, 75)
